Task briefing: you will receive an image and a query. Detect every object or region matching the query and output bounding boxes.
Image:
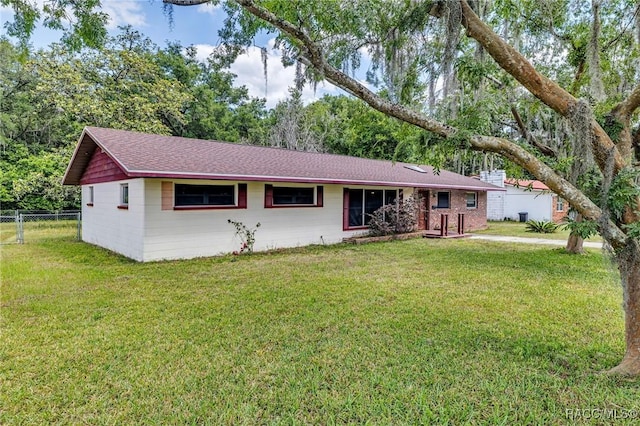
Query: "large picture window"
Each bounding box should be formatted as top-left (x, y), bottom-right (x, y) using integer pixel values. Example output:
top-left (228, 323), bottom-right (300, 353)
top-left (175, 184), bottom-right (235, 206)
top-left (346, 188), bottom-right (399, 228)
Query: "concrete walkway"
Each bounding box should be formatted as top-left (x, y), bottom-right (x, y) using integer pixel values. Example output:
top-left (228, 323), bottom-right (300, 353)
top-left (469, 234), bottom-right (603, 249)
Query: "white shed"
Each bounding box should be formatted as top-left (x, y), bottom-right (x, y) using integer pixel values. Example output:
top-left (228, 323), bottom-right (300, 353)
top-left (479, 170), bottom-right (569, 223)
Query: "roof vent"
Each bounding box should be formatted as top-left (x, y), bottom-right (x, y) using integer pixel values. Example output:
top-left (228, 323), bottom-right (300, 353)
top-left (404, 165), bottom-right (427, 173)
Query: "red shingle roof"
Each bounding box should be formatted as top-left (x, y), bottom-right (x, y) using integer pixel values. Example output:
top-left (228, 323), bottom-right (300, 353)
top-left (504, 179), bottom-right (549, 191)
top-left (63, 127), bottom-right (502, 191)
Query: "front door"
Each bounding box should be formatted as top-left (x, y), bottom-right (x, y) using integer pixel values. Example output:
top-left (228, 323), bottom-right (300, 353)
top-left (417, 190), bottom-right (430, 230)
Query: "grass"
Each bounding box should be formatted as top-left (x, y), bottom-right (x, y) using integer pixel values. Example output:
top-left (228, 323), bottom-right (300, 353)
top-left (474, 220), bottom-right (603, 242)
top-left (2, 223), bottom-right (639, 424)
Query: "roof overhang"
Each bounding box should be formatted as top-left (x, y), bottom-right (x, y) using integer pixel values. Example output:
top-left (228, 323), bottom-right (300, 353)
top-left (112, 169), bottom-right (503, 191)
top-left (62, 128), bottom-right (130, 185)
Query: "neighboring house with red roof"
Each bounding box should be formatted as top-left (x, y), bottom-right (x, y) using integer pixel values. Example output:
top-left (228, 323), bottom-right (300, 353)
top-left (479, 170), bottom-right (569, 223)
top-left (63, 127), bottom-right (501, 261)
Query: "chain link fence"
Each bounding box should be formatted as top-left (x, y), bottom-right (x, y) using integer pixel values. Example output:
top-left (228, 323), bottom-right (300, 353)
top-left (0, 210), bottom-right (81, 244)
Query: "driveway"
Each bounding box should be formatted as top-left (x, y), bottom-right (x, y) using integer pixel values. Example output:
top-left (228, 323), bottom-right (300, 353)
top-left (469, 234), bottom-right (603, 249)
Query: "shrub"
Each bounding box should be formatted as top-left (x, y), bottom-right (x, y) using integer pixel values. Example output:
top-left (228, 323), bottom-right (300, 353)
top-left (525, 219), bottom-right (559, 234)
top-left (562, 213), bottom-right (599, 239)
top-left (368, 196), bottom-right (418, 236)
top-left (228, 219), bottom-right (261, 254)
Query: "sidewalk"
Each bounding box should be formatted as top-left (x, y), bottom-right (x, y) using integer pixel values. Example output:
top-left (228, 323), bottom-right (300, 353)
top-left (469, 234), bottom-right (603, 249)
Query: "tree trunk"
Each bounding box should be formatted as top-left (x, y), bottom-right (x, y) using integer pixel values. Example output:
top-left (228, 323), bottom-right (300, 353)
top-left (565, 213), bottom-right (584, 254)
top-left (566, 233), bottom-right (584, 254)
top-left (608, 243), bottom-right (640, 376)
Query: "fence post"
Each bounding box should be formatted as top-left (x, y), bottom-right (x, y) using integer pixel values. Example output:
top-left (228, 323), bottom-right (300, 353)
top-left (76, 212), bottom-right (82, 240)
top-left (17, 214), bottom-right (24, 244)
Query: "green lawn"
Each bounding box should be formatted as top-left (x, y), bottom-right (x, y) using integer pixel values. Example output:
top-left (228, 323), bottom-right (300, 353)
top-left (2, 223), bottom-right (638, 424)
top-left (474, 220), bottom-right (603, 242)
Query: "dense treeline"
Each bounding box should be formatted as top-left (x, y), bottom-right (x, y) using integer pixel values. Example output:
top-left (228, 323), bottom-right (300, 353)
top-left (1, 26), bottom-right (498, 211)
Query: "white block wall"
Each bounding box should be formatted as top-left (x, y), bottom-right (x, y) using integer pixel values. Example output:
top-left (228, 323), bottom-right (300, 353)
top-left (81, 179), bottom-right (145, 261)
top-left (503, 186), bottom-right (553, 222)
top-left (83, 178), bottom-right (412, 262)
top-left (479, 170), bottom-right (505, 220)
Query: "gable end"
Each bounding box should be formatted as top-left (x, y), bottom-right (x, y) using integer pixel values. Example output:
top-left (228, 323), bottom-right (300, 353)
top-left (80, 148), bottom-right (129, 185)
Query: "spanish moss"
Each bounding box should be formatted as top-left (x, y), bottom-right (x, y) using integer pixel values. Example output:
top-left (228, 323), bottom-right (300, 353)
top-left (588, 0), bottom-right (606, 102)
top-left (441, 0), bottom-right (462, 98)
top-left (567, 99), bottom-right (595, 183)
top-left (260, 46), bottom-right (268, 96)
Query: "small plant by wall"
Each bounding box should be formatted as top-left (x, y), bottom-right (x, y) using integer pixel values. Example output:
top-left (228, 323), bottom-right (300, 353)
top-left (525, 219), bottom-right (559, 234)
top-left (228, 219), bottom-right (261, 254)
top-left (368, 196), bottom-right (418, 236)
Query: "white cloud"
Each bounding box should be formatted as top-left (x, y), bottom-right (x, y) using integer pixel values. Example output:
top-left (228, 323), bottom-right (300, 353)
top-left (192, 43), bottom-right (216, 61)
top-left (190, 41), bottom-right (341, 108)
top-left (196, 2), bottom-right (220, 15)
top-left (102, 0), bottom-right (147, 29)
top-left (0, 4), bottom-right (13, 15)
top-left (229, 40), bottom-right (340, 108)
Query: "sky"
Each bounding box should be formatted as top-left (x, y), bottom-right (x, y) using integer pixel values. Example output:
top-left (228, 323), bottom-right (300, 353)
top-left (0, 0), bottom-right (344, 108)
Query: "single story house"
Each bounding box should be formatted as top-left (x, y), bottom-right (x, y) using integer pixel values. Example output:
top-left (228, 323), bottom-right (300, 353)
top-left (63, 127), bottom-right (502, 261)
top-left (479, 170), bottom-right (569, 223)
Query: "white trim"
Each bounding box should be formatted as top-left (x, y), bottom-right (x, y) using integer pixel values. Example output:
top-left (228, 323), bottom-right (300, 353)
top-left (123, 169), bottom-right (500, 191)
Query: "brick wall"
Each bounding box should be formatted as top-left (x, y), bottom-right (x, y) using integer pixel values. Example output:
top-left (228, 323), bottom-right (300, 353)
top-left (551, 195), bottom-right (569, 223)
top-left (427, 190), bottom-right (487, 232)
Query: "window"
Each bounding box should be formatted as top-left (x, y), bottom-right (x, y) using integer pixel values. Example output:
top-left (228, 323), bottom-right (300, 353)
top-left (466, 192), bottom-right (477, 209)
top-left (436, 192), bottom-right (450, 209)
top-left (264, 185), bottom-right (323, 208)
top-left (88, 186), bottom-right (94, 206)
top-left (273, 187), bottom-right (315, 205)
top-left (556, 197), bottom-right (565, 212)
top-left (175, 184), bottom-right (234, 207)
top-left (120, 184), bottom-right (129, 207)
top-left (345, 188), bottom-right (399, 228)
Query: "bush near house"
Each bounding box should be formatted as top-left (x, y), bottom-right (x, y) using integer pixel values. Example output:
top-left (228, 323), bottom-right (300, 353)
top-left (368, 196), bottom-right (418, 236)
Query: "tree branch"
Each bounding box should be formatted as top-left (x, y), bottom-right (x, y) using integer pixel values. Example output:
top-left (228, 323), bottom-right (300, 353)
top-left (233, 0), bottom-right (628, 248)
top-left (613, 83), bottom-right (640, 121)
top-left (610, 83), bottom-right (640, 159)
top-left (163, 0), bottom-right (210, 5)
top-left (510, 106), bottom-right (557, 157)
top-left (458, 0), bottom-right (626, 176)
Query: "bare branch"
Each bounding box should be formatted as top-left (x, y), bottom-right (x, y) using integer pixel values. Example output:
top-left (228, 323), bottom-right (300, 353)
top-left (614, 83), bottom-right (640, 121)
top-left (510, 106), bottom-right (557, 157)
top-left (611, 83), bottom-right (640, 159)
top-left (163, 0), bottom-right (210, 5)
